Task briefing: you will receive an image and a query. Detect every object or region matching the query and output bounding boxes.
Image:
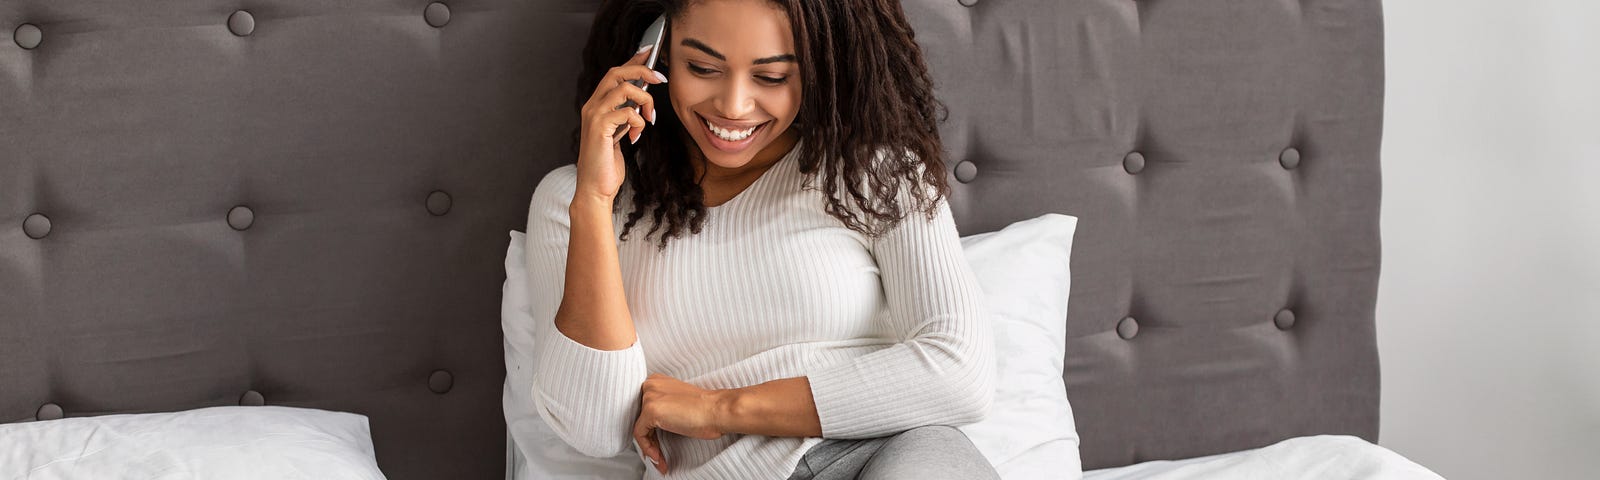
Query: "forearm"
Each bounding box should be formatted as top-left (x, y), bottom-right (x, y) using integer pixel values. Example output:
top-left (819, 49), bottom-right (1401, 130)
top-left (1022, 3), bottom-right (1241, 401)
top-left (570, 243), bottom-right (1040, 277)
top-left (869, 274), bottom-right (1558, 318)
top-left (553, 193), bottom-right (636, 351)
top-left (714, 377), bottom-right (823, 438)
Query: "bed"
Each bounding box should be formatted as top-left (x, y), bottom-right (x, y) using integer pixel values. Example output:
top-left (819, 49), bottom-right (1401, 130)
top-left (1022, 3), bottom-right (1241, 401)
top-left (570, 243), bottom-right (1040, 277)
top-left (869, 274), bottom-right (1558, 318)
top-left (1, 0), bottom-right (1397, 478)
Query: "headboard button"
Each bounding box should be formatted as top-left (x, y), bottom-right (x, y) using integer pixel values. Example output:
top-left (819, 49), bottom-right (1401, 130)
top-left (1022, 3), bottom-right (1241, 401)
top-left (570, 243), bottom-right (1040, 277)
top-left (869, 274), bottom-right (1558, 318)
top-left (1117, 316), bottom-right (1139, 339)
top-left (1279, 147), bottom-right (1301, 169)
top-left (1123, 152), bottom-right (1146, 174)
top-left (15, 24), bottom-right (43, 49)
top-left (23, 213), bottom-right (52, 239)
top-left (429, 370), bottom-right (455, 394)
top-left (425, 2), bottom-right (452, 28)
top-left (953, 160), bottom-right (978, 183)
top-left (427, 190), bottom-right (453, 216)
top-left (239, 390), bottom-right (266, 406)
top-left (1274, 308), bottom-right (1297, 330)
top-left (228, 10), bottom-right (255, 37)
top-left (228, 205), bottom-right (255, 231)
top-left (36, 403), bottom-right (63, 421)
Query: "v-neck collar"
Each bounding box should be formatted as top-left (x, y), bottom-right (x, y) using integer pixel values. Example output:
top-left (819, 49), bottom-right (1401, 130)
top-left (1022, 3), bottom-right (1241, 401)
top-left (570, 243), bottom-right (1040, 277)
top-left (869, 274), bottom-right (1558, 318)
top-left (704, 139), bottom-right (802, 212)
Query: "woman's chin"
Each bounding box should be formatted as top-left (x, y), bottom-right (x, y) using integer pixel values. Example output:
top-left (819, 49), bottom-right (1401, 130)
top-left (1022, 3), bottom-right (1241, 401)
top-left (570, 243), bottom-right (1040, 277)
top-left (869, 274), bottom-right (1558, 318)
top-left (695, 137), bottom-right (763, 168)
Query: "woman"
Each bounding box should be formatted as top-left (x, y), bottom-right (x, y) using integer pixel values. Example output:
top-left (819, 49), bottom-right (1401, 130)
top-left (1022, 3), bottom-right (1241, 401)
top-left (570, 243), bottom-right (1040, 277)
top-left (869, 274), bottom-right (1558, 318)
top-left (522, 0), bottom-right (1000, 478)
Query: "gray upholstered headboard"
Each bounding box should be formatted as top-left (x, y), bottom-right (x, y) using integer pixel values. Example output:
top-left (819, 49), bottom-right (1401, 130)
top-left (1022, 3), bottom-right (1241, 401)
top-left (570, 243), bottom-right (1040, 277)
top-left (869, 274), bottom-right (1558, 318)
top-left (1, 0), bottom-right (1382, 476)
top-left (901, 0), bottom-right (1386, 468)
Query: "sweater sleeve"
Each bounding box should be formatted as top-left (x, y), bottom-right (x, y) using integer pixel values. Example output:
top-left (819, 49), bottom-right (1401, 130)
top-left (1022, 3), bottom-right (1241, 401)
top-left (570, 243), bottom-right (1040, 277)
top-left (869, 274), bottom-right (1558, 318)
top-left (804, 178), bottom-right (998, 439)
top-left (523, 165), bottom-right (650, 458)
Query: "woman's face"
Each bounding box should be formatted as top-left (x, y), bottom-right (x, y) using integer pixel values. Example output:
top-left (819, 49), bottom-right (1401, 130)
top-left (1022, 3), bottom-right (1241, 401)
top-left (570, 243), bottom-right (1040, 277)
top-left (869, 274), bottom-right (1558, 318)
top-left (667, 0), bottom-right (801, 172)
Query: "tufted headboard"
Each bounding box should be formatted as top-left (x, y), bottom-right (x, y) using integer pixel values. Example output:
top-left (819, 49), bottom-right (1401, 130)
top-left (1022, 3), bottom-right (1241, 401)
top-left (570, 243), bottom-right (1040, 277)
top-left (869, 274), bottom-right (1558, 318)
top-left (1, 0), bottom-right (1383, 476)
top-left (900, 0), bottom-right (1385, 467)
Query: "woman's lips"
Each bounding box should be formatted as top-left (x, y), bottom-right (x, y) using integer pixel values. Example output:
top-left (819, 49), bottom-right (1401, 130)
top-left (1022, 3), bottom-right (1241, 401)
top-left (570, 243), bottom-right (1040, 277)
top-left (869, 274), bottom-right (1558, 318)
top-left (700, 114), bottom-right (768, 154)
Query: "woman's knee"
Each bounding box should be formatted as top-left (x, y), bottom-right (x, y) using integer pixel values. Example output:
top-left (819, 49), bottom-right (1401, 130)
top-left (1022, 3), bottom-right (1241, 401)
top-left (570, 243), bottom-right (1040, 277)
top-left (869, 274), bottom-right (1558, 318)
top-left (891, 425), bottom-right (972, 448)
top-left (859, 425), bottom-right (998, 480)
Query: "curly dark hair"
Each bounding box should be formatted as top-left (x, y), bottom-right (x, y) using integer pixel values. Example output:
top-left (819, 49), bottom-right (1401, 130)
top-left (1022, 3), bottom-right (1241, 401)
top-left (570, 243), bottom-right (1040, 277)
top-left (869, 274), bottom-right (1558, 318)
top-left (572, 0), bottom-right (951, 250)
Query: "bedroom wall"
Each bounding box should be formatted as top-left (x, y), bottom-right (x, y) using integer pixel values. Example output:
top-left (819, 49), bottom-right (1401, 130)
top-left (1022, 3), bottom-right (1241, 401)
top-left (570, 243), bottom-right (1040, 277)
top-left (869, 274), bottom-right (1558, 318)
top-left (1378, 1), bottom-right (1600, 479)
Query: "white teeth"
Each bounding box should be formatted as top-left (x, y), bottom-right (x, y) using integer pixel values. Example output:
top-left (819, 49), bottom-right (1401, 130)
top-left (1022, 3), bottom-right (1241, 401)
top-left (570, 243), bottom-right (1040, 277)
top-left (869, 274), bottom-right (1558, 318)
top-left (706, 119), bottom-right (758, 141)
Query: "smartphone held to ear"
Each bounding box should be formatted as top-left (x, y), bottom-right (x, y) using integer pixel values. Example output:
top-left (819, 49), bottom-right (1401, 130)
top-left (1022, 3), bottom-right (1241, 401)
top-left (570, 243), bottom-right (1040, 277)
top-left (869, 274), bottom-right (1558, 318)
top-left (613, 14), bottom-right (668, 144)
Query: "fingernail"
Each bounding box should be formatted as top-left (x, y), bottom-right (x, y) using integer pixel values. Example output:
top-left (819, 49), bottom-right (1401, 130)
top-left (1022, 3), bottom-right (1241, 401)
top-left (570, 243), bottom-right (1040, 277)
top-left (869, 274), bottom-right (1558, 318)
top-left (653, 71), bottom-right (668, 83)
top-left (637, 44), bottom-right (652, 54)
top-left (649, 107), bottom-right (656, 124)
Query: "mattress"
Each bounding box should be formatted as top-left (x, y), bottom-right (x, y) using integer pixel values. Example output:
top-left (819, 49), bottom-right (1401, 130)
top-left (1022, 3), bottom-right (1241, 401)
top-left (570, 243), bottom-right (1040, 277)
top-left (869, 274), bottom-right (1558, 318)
top-left (1078, 435), bottom-right (1445, 480)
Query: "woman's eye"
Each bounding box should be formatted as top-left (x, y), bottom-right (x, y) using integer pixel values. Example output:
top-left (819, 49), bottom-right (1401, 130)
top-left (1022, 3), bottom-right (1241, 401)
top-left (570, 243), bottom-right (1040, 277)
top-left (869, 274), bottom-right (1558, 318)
top-left (687, 65), bottom-right (788, 86)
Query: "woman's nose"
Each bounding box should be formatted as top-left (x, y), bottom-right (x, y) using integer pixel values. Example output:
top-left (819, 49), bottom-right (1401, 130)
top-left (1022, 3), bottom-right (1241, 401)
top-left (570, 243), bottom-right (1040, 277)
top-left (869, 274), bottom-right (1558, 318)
top-left (716, 78), bottom-right (756, 119)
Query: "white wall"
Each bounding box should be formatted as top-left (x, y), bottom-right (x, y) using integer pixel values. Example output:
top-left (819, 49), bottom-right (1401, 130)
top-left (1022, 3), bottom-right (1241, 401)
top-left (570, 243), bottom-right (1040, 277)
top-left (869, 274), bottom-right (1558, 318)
top-left (1379, 1), bottom-right (1600, 479)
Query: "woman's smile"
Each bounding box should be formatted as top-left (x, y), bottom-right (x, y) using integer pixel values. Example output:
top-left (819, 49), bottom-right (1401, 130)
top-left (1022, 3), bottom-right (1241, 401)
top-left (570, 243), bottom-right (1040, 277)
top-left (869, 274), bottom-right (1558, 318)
top-left (697, 112), bottom-right (771, 154)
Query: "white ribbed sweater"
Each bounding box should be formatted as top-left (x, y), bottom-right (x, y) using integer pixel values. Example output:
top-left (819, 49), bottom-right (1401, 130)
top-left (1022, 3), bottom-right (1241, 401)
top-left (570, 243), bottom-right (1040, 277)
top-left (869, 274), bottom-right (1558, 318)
top-left (523, 142), bottom-right (995, 480)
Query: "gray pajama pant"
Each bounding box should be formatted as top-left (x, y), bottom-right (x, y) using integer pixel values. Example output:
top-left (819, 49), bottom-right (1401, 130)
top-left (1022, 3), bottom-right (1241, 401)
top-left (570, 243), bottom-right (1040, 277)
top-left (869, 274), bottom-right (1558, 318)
top-left (786, 425), bottom-right (1002, 480)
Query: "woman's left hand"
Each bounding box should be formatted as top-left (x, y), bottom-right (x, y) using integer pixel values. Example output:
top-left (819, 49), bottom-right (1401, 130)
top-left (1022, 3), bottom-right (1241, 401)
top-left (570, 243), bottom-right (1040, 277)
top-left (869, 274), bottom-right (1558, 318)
top-left (633, 373), bottom-right (729, 474)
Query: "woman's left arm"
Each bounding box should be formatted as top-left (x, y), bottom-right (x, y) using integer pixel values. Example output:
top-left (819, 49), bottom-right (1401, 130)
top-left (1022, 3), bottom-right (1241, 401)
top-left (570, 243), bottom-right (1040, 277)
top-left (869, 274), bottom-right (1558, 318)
top-left (632, 183), bottom-right (995, 462)
top-left (801, 193), bottom-right (996, 438)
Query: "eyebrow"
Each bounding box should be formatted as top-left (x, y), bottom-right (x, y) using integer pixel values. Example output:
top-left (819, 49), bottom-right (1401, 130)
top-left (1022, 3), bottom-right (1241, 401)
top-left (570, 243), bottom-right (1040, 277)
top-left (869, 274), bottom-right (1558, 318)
top-left (680, 38), bottom-right (796, 65)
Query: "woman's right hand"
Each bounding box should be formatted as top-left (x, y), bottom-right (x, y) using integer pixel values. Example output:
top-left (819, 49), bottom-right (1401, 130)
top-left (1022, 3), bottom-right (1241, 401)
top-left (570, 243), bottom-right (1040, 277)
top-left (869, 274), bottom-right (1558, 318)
top-left (575, 45), bottom-right (668, 203)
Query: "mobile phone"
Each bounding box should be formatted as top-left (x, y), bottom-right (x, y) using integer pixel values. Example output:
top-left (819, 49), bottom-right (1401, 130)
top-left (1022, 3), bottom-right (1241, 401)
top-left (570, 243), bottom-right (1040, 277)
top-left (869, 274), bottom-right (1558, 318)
top-left (613, 14), bottom-right (668, 143)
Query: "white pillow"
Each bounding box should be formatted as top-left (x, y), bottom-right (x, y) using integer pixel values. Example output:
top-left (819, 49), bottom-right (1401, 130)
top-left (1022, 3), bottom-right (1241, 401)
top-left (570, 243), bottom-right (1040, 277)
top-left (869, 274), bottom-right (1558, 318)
top-left (502, 230), bottom-right (645, 480)
top-left (501, 213), bottom-right (1080, 480)
top-left (956, 213), bottom-right (1082, 480)
top-left (0, 405), bottom-right (386, 480)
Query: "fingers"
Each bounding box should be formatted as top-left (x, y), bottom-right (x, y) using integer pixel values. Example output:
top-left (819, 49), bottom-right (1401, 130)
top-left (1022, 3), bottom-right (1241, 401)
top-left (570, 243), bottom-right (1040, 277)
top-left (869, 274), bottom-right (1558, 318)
top-left (582, 45), bottom-right (667, 147)
top-left (599, 105), bottom-right (647, 145)
top-left (585, 48), bottom-right (668, 107)
top-left (632, 414), bottom-right (668, 474)
top-left (605, 80), bottom-right (657, 124)
top-left (587, 76), bottom-right (657, 120)
top-left (608, 71), bottom-right (663, 124)
top-left (602, 65), bottom-right (667, 100)
top-left (586, 77), bottom-right (659, 145)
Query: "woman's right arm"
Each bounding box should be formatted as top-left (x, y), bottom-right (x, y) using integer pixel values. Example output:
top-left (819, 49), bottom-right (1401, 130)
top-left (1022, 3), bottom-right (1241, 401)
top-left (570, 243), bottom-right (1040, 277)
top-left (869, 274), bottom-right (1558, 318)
top-left (527, 45), bottom-right (665, 459)
top-left (554, 191), bottom-right (637, 350)
top-left (526, 167), bottom-right (649, 459)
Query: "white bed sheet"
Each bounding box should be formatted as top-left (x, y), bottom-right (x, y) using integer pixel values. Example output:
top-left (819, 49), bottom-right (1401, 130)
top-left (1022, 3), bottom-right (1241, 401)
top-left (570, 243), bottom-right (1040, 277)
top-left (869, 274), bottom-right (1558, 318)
top-left (1072, 435), bottom-right (1445, 480)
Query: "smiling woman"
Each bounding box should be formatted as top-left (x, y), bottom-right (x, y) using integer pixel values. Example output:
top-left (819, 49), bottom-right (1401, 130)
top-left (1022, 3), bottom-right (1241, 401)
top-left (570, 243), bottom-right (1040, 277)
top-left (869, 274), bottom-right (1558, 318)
top-left (522, 1), bottom-right (997, 479)
top-left (569, 0), bottom-right (953, 251)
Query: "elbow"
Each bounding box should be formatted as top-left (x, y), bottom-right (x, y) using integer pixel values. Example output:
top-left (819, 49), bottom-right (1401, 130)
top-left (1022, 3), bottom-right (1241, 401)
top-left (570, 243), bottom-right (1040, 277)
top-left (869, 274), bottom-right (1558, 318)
top-left (531, 386), bottom-right (636, 458)
top-left (533, 404), bottom-right (635, 458)
top-left (567, 434), bottom-right (633, 459)
top-left (937, 346), bottom-right (996, 426)
top-left (941, 369), bottom-right (995, 426)
top-left (905, 322), bottom-right (997, 427)
top-left (525, 323), bottom-right (650, 459)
